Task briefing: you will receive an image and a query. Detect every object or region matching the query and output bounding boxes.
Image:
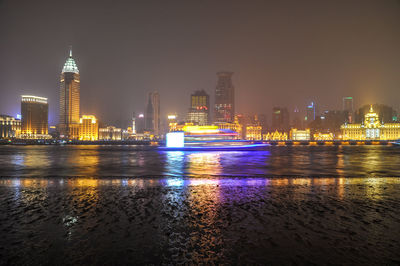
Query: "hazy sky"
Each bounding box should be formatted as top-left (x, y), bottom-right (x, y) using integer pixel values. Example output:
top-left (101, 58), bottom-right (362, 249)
top-left (1, 0), bottom-right (399, 126)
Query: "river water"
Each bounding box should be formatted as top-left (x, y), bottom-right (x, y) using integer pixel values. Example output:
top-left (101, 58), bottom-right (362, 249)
top-left (1, 145), bottom-right (400, 177)
top-left (0, 145), bottom-right (400, 265)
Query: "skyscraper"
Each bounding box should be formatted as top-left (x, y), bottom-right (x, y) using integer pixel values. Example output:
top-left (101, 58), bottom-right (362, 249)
top-left (186, 90), bottom-right (210, 125)
top-left (21, 95), bottom-right (48, 138)
top-left (145, 94), bottom-right (154, 132)
top-left (151, 92), bottom-right (160, 135)
top-left (306, 101), bottom-right (317, 124)
top-left (144, 92), bottom-right (160, 135)
top-left (214, 72), bottom-right (235, 123)
top-left (59, 48), bottom-right (80, 139)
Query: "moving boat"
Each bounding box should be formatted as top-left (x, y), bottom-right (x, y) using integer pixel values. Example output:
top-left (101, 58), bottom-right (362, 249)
top-left (160, 125), bottom-right (268, 151)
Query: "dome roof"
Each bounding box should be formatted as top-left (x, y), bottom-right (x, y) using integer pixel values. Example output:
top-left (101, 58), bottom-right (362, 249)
top-left (62, 49), bottom-right (79, 74)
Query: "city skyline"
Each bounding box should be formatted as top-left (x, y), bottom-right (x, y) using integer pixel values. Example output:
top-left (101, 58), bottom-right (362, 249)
top-left (1, 0), bottom-right (400, 126)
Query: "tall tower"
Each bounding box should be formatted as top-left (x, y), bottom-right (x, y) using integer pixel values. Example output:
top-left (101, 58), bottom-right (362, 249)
top-left (151, 92), bottom-right (160, 135)
top-left (59, 48), bottom-right (80, 139)
top-left (214, 72), bottom-right (234, 123)
top-left (145, 94), bottom-right (154, 132)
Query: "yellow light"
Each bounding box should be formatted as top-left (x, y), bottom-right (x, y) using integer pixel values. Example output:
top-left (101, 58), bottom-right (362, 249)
top-left (182, 125), bottom-right (219, 134)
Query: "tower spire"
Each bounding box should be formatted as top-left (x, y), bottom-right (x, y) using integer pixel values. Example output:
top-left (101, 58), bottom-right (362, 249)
top-left (69, 46), bottom-right (72, 57)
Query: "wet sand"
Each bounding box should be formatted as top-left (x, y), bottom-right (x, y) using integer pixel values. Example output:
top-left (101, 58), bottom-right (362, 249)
top-left (1, 177), bottom-right (399, 265)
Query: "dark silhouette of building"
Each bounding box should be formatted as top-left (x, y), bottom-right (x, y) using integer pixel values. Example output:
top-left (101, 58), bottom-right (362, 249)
top-left (272, 107), bottom-right (290, 132)
top-left (214, 72), bottom-right (234, 123)
top-left (145, 94), bottom-right (154, 132)
top-left (343, 97), bottom-right (354, 123)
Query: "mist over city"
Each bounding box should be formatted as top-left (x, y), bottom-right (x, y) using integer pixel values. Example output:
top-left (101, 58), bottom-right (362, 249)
top-left (1, 1), bottom-right (400, 265)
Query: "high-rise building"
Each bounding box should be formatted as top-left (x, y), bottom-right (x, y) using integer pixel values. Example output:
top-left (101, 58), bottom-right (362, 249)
top-left (144, 92), bottom-right (160, 135)
top-left (132, 113), bottom-right (136, 134)
top-left (145, 95), bottom-right (154, 132)
top-left (0, 115), bottom-right (21, 138)
top-left (151, 92), bottom-right (160, 135)
top-left (214, 72), bottom-right (235, 123)
top-left (343, 97), bottom-right (354, 123)
top-left (79, 115), bottom-right (98, 141)
top-left (272, 107), bottom-right (290, 132)
top-left (186, 90), bottom-right (210, 125)
top-left (20, 95), bottom-right (49, 138)
top-left (59, 48), bottom-right (80, 139)
top-left (306, 101), bottom-right (317, 124)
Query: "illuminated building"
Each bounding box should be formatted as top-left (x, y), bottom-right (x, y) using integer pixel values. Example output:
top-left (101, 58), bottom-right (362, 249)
top-left (131, 113), bottom-right (136, 134)
top-left (20, 95), bottom-right (49, 139)
top-left (214, 72), bottom-right (234, 123)
top-left (0, 115), bottom-right (21, 138)
top-left (59, 48), bottom-right (80, 139)
top-left (99, 126), bottom-right (122, 140)
top-left (306, 102), bottom-right (317, 124)
top-left (313, 132), bottom-right (334, 141)
top-left (354, 104), bottom-right (397, 123)
top-left (186, 90), bottom-right (210, 125)
top-left (167, 114), bottom-right (178, 132)
top-left (216, 117), bottom-right (242, 139)
top-left (290, 128), bottom-right (311, 140)
top-left (263, 130), bottom-right (288, 141)
top-left (343, 97), bottom-right (354, 123)
top-left (272, 107), bottom-right (290, 132)
top-left (246, 124), bottom-right (262, 140)
top-left (341, 105), bottom-right (400, 140)
top-left (79, 115), bottom-right (98, 141)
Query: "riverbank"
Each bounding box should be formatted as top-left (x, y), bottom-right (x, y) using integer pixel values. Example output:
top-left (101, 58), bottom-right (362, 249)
top-left (1, 177), bottom-right (399, 265)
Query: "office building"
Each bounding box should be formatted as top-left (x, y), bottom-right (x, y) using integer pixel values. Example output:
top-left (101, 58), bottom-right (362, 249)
top-left (214, 72), bottom-right (235, 123)
top-left (20, 95), bottom-right (49, 138)
top-left (306, 101), bottom-right (317, 124)
top-left (136, 113), bottom-right (145, 134)
top-left (272, 107), bottom-right (290, 132)
top-left (79, 115), bottom-right (98, 141)
top-left (59, 48), bottom-right (80, 139)
top-left (343, 97), bottom-right (354, 123)
top-left (0, 115), bottom-right (21, 138)
top-left (186, 90), bottom-right (210, 125)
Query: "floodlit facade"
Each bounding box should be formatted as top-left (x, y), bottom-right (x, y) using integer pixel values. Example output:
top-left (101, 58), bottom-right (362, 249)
top-left (290, 128), bottom-right (311, 140)
top-left (341, 105), bottom-right (400, 140)
top-left (313, 133), bottom-right (334, 141)
top-left (79, 115), bottom-right (98, 141)
top-left (214, 72), bottom-right (235, 123)
top-left (0, 115), bottom-right (21, 138)
top-left (263, 131), bottom-right (288, 141)
top-left (246, 125), bottom-right (262, 140)
top-left (216, 120), bottom-right (242, 139)
top-left (59, 48), bottom-right (80, 139)
top-left (99, 126), bottom-right (122, 140)
top-left (20, 95), bottom-right (49, 139)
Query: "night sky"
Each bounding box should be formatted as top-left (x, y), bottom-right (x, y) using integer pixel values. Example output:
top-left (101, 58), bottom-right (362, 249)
top-left (1, 0), bottom-right (399, 126)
